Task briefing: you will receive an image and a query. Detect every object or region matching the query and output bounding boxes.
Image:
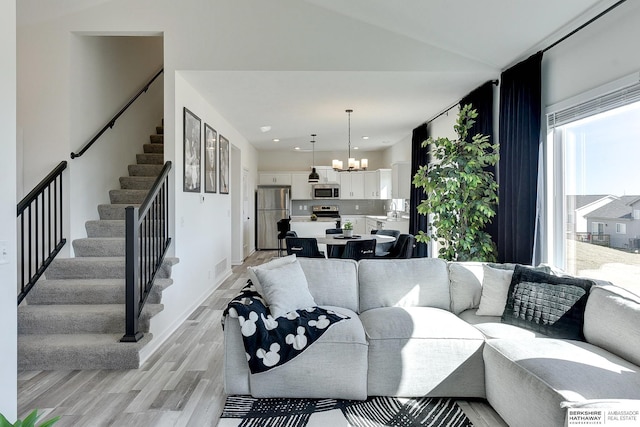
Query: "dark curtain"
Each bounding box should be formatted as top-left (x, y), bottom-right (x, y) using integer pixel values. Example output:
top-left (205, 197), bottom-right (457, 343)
top-left (409, 123), bottom-right (430, 257)
top-left (460, 81), bottom-right (497, 245)
top-left (497, 52), bottom-right (543, 264)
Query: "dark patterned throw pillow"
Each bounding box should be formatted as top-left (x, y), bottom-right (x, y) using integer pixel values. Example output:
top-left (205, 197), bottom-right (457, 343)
top-left (501, 265), bottom-right (594, 340)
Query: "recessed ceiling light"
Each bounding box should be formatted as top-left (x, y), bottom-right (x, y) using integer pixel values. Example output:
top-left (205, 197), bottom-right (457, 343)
top-left (354, 146), bottom-right (359, 150)
top-left (272, 138), bottom-right (280, 142)
top-left (294, 146), bottom-right (300, 150)
top-left (362, 136), bottom-right (369, 140)
top-left (260, 126), bottom-right (272, 133)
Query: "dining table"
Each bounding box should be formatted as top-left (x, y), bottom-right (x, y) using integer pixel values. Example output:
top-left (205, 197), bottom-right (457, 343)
top-left (315, 233), bottom-right (395, 258)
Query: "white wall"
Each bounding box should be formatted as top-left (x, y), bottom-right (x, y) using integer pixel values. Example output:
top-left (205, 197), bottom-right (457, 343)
top-left (543, 1), bottom-right (640, 107)
top-left (1, 0), bottom-right (17, 419)
top-left (140, 72), bottom-right (257, 361)
top-left (68, 35), bottom-right (163, 246)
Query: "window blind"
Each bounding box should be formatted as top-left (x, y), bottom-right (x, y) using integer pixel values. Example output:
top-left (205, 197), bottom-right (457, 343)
top-left (547, 73), bottom-right (640, 128)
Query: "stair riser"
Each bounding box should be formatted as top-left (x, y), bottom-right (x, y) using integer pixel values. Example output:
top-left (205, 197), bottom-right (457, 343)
top-left (85, 220), bottom-right (167, 238)
top-left (119, 176), bottom-right (157, 190)
top-left (18, 334), bottom-right (152, 370)
top-left (109, 189), bottom-right (149, 204)
top-left (136, 153), bottom-right (164, 165)
top-left (26, 279), bottom-right (171, 305)
top-left (156, 126), bottom-right (163, 135)
top-left (45, 258), bottom-right (174, 280)
top-left (98, 204), bottom-right (138, 220)
top-left (143, 143), bottom-right (164, 154)
top-left (150, 134), bottom-right (163, 144)
top-left (128, 164), bottom-right (163, 177)
top-left (86, 220), bottom-right (125, 238)
top-left (18, 308), bottom-right (157, 334)
top-left (73, 238), bottom-right (125, 257)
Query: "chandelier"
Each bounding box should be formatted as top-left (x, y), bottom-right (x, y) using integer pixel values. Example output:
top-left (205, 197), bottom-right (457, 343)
top-left (332, 109), bottom-right (368, 171)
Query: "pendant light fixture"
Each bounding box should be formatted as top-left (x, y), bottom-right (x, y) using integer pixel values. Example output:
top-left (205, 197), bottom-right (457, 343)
top-left (332, 109), bottom-right (368, 172)
top-left (308, 133), bottom-right (320, 183)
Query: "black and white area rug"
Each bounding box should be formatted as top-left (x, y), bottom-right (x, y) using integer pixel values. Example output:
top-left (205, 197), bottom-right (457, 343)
top-left (218, 395), bottom-right (474, 427)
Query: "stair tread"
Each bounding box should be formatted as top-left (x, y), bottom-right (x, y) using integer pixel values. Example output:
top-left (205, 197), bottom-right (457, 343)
top-left (18, 333), bottom-right (152, 370)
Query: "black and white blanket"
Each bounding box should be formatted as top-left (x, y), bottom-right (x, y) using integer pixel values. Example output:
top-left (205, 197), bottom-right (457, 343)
top-left (223, 281), bottom-right (350, 374)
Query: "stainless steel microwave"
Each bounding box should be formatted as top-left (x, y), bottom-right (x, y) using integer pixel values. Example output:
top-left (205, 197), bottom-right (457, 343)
top-left (312, 184), bottom-right (340, 199)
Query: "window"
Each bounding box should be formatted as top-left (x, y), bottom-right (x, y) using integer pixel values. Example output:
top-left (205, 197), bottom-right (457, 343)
top-left (545, 75), bottom-right (640, 297)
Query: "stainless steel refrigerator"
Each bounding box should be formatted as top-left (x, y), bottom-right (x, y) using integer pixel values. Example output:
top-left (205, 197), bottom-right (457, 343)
top-left (256, 185), bottom-right (291, 250)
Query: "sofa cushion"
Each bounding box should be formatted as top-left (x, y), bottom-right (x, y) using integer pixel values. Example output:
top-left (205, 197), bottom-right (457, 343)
top-left (584, 285), bottom-right (640, 367)
top-left (297, 258), bottom-right (359, 312)
top-left (361, 307), bottom-right (486, 397)
top-left (484, 338), bottom-right (640, 427)
top-left (358, 258), bottom-right (450, 312)
top-left (459, 309), bottom-right (546, 339)
top-left (448, 262), bottom-right (483, 314)
top-left (249, 306), bottom-right (368, 400)
top-left (250, 257), bottom-right (316, 318)
top-left (476, 264), bottom-right (514, 316)
top-left (501, 265), bottom-right (594, 340)
top-left (247, 254), bottom-right (297, 295)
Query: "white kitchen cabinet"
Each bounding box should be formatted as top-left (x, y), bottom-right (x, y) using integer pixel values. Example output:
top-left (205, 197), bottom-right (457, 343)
top-left (364, 169), bottom-right (392, 200)
top-left (392, 162), bottom-right (412, 199)
top-left (365, 218), bottom-right (379, 234)
top-left (290, 173), bottom-right (312, 200)
top-left (258, 173), bottom-right (292, 186)
top-left (340, 215), bottom-right (366, 235)
top-left (314, 166), bottom-right (339, 184)
top-left (340, 171), bottom-right (365, 199)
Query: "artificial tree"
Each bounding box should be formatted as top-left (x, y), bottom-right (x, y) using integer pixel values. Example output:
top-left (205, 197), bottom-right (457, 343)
top-left (412, 104), bottom-right (499, 261)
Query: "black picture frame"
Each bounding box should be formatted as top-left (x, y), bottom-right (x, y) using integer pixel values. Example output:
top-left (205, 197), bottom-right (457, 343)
top-left (219, 134), bottom-right (230, 194)
top-left (204, 123), bottom-right (217, 193)
top-left (183, 107), bottom-right (201, 193)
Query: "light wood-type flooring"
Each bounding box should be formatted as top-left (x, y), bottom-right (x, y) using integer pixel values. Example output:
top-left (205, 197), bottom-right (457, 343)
top-left (18, 251), bottom-right (507, 426)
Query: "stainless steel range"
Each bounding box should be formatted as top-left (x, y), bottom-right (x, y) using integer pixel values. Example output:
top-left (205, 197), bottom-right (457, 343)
top-left (312, 205), bottom-right (341, 227)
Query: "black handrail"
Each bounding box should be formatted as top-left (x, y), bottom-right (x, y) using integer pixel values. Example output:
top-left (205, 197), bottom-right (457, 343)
top-left (121, 161), bottom-right (172, 342)
top-left (70, 68), bottom-right (164, 159)
top-left (17, 161), bottom-right (67, 305)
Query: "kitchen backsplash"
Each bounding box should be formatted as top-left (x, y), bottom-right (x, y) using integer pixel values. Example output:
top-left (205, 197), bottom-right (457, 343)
top-left (290, 199), bottom-right (390, 216)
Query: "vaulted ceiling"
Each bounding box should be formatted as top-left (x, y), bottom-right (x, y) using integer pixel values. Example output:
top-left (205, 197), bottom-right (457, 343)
top-left (18, 0), bottom-right (618, 152)
top-left (182, 0), bottom-right (613, 152)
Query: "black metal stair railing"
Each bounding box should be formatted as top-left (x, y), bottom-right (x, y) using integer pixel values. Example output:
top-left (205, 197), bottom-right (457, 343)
top-left (121, 161), bottom-right (172, 342)
top-left (17, 161), bottom-right (68, 305)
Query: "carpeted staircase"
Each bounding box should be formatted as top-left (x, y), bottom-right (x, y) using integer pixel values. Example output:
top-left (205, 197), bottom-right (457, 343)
top-left (18, 123), bottom-right (178, 370)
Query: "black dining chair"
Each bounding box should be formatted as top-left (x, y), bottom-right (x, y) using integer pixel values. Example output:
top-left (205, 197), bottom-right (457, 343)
top-left (373, 229), bottom-right (400, 256)
top-left (379, 234), bottom-right (415, 259)
top-left (325, 228), bottom-right (344, 258)
top-left (341, 239), bottom-right (376, 261)
top-left (285, 237), bottom-right (325, 258)
top-left (276, 218), bottom-right (292, 257)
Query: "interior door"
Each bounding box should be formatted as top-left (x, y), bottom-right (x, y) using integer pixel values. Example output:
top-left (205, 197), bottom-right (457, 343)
top-left (243, 167), bottom-right (252, 259)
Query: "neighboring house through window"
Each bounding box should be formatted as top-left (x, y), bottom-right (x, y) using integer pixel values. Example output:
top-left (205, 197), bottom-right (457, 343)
top-left (544, 73), bottom-right (640, 297)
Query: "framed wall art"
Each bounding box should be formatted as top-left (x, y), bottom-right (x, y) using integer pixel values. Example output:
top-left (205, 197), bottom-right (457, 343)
top-left (183, 107), bottom-right (201, 193)
top-left (219, 134), bottom-right (230, 194)
top-left (204, 123), bottom-right (217, 193)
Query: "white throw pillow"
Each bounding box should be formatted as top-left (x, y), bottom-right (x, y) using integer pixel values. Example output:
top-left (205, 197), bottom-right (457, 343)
top-left (476, 264), bottom-right (514, 316)
top-left (251, 258), bottom-right (316, 318)
top-left (247, 255), bottom-right (297, 295)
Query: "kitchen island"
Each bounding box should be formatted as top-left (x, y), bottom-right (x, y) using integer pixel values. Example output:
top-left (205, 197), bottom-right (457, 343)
top-left (290, 217), bottom-right (341, 237)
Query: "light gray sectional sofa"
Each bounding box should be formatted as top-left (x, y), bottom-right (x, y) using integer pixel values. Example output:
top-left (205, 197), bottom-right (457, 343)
top-left (223, 257), bottom-right (640, 427)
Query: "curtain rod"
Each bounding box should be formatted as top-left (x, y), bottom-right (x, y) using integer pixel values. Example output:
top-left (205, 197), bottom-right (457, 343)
top-left (543, 0), bottom-right (627, 53)
top-left (424, 80), bottom-right (498, 126)
top-left (423, 0), bottom-right (628, 126)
